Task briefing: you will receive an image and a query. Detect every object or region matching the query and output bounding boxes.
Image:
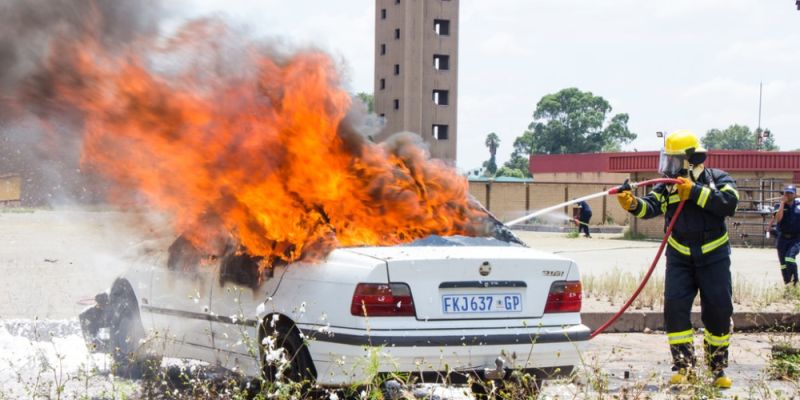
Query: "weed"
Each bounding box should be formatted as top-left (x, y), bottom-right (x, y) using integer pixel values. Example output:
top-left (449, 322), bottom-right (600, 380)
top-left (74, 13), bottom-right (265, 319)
top-left (0, 207), bottom-right (37, 213)
top-left (621, 229), bottom-right (649, 241)
top-left (582, 267), bottom-right (665, 309)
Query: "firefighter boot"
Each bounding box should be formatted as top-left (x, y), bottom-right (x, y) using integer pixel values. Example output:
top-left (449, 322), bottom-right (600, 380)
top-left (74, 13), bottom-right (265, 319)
top-left (668, 368), bottom-right (696, 385)
top-left (713, 370), bottom-right (732, 389)
top-left (669, 368), bottom-right (688, 385)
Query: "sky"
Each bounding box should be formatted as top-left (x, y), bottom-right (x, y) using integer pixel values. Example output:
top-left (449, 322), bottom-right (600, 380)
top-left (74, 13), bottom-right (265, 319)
top-left (178, 0), bottom-right (800, 170)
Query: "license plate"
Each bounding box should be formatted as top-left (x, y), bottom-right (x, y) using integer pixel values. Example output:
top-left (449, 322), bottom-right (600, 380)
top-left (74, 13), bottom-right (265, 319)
top-left (441, 294), bottom-right (522, 314)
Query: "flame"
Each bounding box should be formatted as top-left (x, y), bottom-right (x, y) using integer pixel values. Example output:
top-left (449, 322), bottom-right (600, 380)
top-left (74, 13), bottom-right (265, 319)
top-left (32, 20), bottom-right (492, 264)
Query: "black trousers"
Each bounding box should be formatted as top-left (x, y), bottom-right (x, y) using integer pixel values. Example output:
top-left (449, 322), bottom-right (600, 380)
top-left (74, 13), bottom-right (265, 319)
top-left (777, 237), bottom-right (800, 285)
top-left (664, 248), bottom-right (733, 371)
top-left (578, 213), bottom-right (591, 236)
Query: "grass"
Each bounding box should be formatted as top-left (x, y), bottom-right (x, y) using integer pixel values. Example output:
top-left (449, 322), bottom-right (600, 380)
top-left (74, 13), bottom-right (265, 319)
top-left (621, 229), bottom-right (649, 241)
top-left (4, 316), bottom-right (800, 399)
top-left (582, 267), bottom-right (665, 310)
top-left (583, 268), bottom-right (800, 311)
top-left (4, 281), bottom-right (800, 399)
top-left (769, 344), bottom-right (800, 381)
top-left (0, 207), bottom-right (37, 213)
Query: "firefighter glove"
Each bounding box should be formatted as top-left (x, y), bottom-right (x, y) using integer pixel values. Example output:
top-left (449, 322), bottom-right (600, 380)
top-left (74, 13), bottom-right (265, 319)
top-left (676, 176), bottom-right (694, 201)
top-left (617, 191), bottom-right (638, 211)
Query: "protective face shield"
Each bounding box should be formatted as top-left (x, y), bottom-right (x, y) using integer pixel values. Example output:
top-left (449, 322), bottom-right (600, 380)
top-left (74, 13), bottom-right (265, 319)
top-left (658, 149), bottom-right (688, 178)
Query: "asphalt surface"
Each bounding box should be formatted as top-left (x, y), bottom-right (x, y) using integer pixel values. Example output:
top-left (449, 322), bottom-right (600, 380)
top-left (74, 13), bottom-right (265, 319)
top-left (0, 211), bottom-right (788, 319)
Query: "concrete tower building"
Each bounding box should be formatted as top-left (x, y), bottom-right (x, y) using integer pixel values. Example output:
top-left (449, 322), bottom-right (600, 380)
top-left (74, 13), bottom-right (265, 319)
top-left (373, 0), bottom-right (459, 162)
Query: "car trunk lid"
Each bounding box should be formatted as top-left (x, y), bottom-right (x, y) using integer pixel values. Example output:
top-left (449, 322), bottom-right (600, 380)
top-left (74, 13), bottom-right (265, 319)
top-left (345, 245), bottom-right (574, 321)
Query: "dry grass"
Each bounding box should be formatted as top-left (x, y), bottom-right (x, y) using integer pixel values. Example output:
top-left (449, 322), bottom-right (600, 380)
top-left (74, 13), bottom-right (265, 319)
top-left (583, 268), bottom-right (797, 311)
top-left (582, 267), bottom-right (665, 310)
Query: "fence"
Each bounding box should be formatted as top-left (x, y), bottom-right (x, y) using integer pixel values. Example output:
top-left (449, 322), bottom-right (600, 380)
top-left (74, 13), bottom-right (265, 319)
top-left (468, 180), bottom-right (631, 227)
top-left (471, 175), bottom-right (791, 248)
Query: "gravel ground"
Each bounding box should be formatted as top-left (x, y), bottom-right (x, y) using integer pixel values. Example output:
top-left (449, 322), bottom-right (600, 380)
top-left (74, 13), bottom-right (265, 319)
top-left (2, 319), bottom-right (798, 399)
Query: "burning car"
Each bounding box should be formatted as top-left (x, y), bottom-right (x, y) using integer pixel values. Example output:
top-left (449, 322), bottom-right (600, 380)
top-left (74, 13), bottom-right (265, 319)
top-left (80, 227), bottom-right (589, 390)
top-left (30, 17), bottom-right (591, 391)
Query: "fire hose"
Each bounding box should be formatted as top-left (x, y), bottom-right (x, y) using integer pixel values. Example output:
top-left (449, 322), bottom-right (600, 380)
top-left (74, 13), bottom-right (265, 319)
top-left (589, 177), bottom-right (685, 339)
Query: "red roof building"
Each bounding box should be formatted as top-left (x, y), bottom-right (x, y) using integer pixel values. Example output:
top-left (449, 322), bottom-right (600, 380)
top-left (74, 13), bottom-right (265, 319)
top-left (527, 150), bottom-right (800, 246)
top-left (530, 151), bottom-right (800, 183)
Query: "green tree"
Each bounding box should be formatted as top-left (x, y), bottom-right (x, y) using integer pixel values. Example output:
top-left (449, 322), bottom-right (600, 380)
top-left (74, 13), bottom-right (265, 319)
top-left (702, 124), bottom-right (778, 151)
top-left (356, 92), bottom-right (374, 113)
top-left (495, 166), bottom-right (526, 178)
top-left (502, 131), bottom-right (534, 177)
top-left (523, 88), bottom-right (636, 154)
top-left (483, 132), bottom-right (500, 175)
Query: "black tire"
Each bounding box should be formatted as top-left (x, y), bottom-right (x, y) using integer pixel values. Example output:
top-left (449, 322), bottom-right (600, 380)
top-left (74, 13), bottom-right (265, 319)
top-left (261, 318), bottom-right (316, 384)
top-left (109, 279), bottom-right (157, 379)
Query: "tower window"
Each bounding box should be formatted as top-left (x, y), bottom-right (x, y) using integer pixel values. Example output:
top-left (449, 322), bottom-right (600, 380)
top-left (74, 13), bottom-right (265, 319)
top-left (432, 124), bottom-right (449, 140)
top-left (381, 8), bottom-right (386, 19)
top-left (380, 44), bottom-right (386, 55)
top-left (380, 78), bottom-right (385, 90)
top-left (394, 64), bottom-right (400, 75)
top-left (434, 19), bottom-right (450, 36)
top-left (395, 28), bottom-right (401, 39)
top-left (393, 99), bottom-right (400, 110)
top-left (432, 90), bottom-right (449, 105)
top-left (433, 54), bottom-right (450, 70)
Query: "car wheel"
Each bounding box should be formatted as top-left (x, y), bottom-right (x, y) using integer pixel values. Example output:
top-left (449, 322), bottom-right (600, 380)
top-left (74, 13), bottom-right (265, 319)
top-left (109, 279), bottom-right (158, 379)
top-left (261, 318), bottom-right (316, 384)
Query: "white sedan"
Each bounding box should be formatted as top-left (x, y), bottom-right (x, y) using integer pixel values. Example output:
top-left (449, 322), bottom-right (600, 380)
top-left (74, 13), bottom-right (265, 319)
top-left (80, 233), bottom-right (589, 390)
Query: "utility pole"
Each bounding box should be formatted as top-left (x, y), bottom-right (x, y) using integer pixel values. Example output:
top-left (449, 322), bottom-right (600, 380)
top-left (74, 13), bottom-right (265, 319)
top-left (755, 81), bottom-right (772, 151)
top-left (756, 82), bottom-right (763, 150)
top-left (757, 81), bottom-right (763, 131)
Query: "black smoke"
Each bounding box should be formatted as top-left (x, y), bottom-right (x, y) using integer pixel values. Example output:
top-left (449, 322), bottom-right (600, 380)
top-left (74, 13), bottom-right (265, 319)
top-left (0, 0), bottom-right (162, 205)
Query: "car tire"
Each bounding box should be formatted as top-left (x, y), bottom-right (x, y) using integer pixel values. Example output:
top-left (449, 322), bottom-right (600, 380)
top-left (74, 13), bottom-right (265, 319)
top-left (261, 318), bottom-right (316, 384)
top-left (108, 279), bottom-right (158, 379)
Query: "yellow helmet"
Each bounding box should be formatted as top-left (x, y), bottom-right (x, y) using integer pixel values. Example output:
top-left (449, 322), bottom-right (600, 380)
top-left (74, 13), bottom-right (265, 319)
top-left (664, 129), bottom-right (706, 156)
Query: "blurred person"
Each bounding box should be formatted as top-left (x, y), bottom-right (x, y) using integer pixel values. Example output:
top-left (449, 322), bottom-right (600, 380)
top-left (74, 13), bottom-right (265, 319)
top-left (768, 185), bottom-right (800, 286)
top-left (575, 200), bottom-right (592, 238)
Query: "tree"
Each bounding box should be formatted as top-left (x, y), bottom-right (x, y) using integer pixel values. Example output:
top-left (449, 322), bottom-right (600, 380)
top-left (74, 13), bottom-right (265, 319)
top-left (356, 92), bottom-right (374, 114)
top-left (522, 88), bottom-right (636, 155)
top-left (495, 166), bottom-right (526, 178)
top-left (483, 132), bottom-right (500, 175)
top-left (702, 124), bottom-right (778, 151)
top-left (502, 131), bottom-right (534, 177)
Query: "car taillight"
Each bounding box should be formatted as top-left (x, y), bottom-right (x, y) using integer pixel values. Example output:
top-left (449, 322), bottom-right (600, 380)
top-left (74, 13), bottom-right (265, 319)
top-left (544, 280), bottom-right (582, 313)
top-left (351, 283), bottom-right (415, 317)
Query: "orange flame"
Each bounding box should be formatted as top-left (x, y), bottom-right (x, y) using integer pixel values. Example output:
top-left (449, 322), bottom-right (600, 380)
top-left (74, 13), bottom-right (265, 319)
top-left (36, 20), bottom-right (491, 264)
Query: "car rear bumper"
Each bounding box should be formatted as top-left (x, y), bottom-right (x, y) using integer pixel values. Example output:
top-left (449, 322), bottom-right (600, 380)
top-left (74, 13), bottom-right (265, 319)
top-left (299, 323), bottom-right (589, 386)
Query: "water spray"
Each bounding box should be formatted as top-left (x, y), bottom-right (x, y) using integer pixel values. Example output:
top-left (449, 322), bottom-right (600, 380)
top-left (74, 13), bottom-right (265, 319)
top-left (504, 178), bottom-right (685, 338)
top-left (505, 178), bottom-right (681, 227)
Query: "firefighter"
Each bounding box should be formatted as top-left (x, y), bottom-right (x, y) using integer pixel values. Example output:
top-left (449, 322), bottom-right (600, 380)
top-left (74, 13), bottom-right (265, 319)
top-left (616, 130), bottom-right (738, 388)
top-left (576, 200), bottom-right (592, 238)
top-left (768, 185), bottom-right (800, 286)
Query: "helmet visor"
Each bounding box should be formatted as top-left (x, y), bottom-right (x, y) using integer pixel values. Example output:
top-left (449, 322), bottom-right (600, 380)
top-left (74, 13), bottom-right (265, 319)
top-left (658, 149), bottom-right (686, 178)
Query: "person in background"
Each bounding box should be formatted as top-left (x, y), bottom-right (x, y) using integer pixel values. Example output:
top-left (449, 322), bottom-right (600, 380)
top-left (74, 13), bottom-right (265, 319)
top-left (576, 200), bottom-right (592, 238)
top-left (768, 185), bottom-right (800, 286)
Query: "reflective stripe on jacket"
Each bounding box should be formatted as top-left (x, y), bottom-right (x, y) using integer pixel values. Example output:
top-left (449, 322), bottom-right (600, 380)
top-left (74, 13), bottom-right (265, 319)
top-left (628, 168), bottom-right (738, 258)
